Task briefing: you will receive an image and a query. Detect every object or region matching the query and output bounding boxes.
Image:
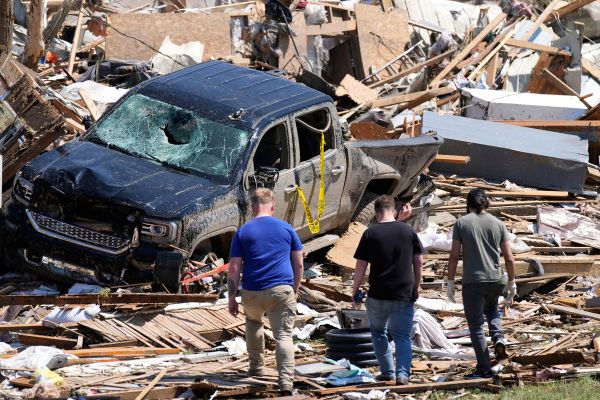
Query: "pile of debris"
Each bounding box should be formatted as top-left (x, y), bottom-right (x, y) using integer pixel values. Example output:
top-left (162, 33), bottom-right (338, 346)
top-left (1, 0), bottom-right (600, 398)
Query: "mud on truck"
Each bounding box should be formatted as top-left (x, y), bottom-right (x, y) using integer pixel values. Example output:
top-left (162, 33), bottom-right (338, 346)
top-left (2, 61), bottom-right (442, 292)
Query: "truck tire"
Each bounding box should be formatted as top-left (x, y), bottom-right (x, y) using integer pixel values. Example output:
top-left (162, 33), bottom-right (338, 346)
top-left (351, 191), bottom-right (378, 225)
top-left (326, 350), bottom-right (377, 361)
top-left (325, 341), bottom-right (374, 352)
top-left (325, 328), bottom-right (372, 343)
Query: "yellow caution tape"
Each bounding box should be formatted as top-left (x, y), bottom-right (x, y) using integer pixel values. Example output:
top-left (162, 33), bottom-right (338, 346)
top-left (296, 130), bottom-right (326, 234)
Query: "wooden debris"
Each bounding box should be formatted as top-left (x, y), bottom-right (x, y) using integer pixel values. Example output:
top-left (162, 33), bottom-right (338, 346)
top-left (0, 293), bottom-right (218, 306)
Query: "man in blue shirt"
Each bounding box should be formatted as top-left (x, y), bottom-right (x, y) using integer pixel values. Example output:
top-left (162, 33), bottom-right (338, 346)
top-left (228, 188), bottom-right (303, 395)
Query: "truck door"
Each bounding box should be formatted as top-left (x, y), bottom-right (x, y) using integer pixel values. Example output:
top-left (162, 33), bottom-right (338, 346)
top-left (245, 120), bottom-right (298, 224)
top-left (290, 105), bottom-right (347, 239)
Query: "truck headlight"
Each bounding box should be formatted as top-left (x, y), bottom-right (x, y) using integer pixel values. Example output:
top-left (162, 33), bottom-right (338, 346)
top-left (13, 174), bottom-right (34, 206)
top-left (141, 217), bottom-right (181, 244)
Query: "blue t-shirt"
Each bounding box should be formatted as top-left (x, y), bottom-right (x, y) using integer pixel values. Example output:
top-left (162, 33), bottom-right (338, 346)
top-left (229, 216), bottom-right (303, 291)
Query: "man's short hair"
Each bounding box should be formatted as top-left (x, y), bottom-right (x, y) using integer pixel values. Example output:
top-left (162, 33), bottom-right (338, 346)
top-left (251, 188), bottom-right (275, 205)
top-left (374, 194), bottom-right (395, 214)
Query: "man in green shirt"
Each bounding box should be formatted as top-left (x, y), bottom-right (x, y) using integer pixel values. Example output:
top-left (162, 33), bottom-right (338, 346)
top-left (446, 189), bottom-right (516, 379)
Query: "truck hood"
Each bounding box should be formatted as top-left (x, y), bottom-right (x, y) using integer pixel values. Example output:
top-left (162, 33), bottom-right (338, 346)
top-left (23, 141), bottom-right (230, 219)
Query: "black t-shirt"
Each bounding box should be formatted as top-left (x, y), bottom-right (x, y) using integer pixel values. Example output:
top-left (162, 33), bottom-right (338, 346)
top-left (354, 221), bottom-right (424, 301)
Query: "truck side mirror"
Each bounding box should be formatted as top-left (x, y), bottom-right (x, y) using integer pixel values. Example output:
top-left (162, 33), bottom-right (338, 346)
top-left (247, 166), bottom-right (279, 189)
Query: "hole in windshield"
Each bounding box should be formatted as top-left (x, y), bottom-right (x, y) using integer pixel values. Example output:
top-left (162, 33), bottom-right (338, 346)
top-left (85, 94), bottom-right (251, 180)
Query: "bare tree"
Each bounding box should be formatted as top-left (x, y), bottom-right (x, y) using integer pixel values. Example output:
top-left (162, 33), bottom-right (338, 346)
top-left (0, 0), bottom-right (13, 56)
top-left (21, 0), bottom-right (44, 69)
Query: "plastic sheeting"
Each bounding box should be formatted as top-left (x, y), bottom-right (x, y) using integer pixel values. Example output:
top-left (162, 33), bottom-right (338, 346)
top-left (412, 309), bottom-right (459, 351)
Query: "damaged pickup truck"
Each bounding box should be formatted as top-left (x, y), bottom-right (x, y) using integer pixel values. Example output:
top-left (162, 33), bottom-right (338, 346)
top-left (3, 61), bottom-right (441, 291)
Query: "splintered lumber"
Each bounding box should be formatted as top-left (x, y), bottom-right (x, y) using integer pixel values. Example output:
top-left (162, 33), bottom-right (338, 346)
top-left (434, 155), bottom-right (471, 164)
top-left (582, 59), bottom-right (600, 84)
top-left (543, 0), bottom-right (598, 22)
top-left (84, 387), bottom-right (181, 400)
top-left (67, 4), bottom-right (84, 74)
top-left (496, 120), bottom-right (600, 130)
top-left (541, 68), bottom-right (592, 109)
top-left (467, 27), bottom-right (516, 80)
top-left (134, 369), bottom-right (168, 400)
top-left (431, 12), bottom-right (506, 85)
top-left (546, 304), bottom-right (600, 321)
top-left (481, 190), bottom-right (571, 199)
top-left (317, 378), bottom-right (492, 395)
top-left (18, 333), bottom-right (78, 349)
top-left (522, 0), bottom-right (562, 42)
top-left (588, 167), bottom-right (600, 181)
top-left (0, 293), bottom-right (218, 306)
top-left (372, 86), bottom-right (455, 108)
top-left (66, 347), bottom-right (180, 358)
top-left (505, 38), bottom-right (570, 56)
top-left (369, 49), bottom-right (456, 88)
top-left (512, 351), bottom-right (594, 366)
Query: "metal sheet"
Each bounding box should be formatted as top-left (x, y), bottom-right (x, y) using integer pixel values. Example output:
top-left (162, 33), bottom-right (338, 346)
top-left (424, 111), bottom-right (589, 193)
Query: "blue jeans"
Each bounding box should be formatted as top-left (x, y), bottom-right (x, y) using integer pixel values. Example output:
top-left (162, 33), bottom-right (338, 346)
top-left (366, 297), bottom-right (414, 378)
top-left (462, 282), bottom-right (505, 373)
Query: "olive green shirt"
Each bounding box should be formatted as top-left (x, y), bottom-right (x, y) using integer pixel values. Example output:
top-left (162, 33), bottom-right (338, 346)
top-left (452, 212), bottom-right (510, 284)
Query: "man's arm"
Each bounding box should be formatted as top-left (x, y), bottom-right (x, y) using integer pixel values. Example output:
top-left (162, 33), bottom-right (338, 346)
top-left (352, 259), bottom-right (369, 299)
top-left (413, 253), bottom-right (423, 299)
top-left (501, 240), bottom-right (515, 281)
top-left (447, 240), bottom-right (461, 280)
top-left (227, 257), bottom-right (243, 316)
top-left (291, 250), bottom-right (303, 294)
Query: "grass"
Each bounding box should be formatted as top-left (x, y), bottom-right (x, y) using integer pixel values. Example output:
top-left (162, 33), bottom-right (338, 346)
top-left (427, 377), bottom-right (600, 400)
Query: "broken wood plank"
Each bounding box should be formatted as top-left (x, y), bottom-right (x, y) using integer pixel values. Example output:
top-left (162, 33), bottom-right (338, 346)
top-left (317, 378), bottom-right (492, 395)
top-left (305, 20), bottom-right (356, 36)
top-left (588, 167), bottom-right (600, 181)
top-left (546, 304), bottom-right (600, 321)
top-left (467, 27), bottom-right (516, 80)
top-left (472, 190), bottom-right (571, 199)
top-left (18, 333), bottom-right (78, 349)
top-left (495, 120), bottom-right (600, 130)
top-left (505, 38), bottom-right (570, 56)
top-left (0, 293), bottom-right (218, 306)
top-left (543, 0), bottom-right (598, 22)
top-left (67, 4), bottom-right (84, 74)
top-left (78, 89), bottom-right (100, 121)
top-left (522, 0), bottom-right (562, 42)
top-left (433, 154), bottom-right (471, 164)
top-left (66, 347), bottom-right (179, 358)
top-left (134, 369), bottom-right (168, 400)
top-left (512, 351), bottom-right (594, 366)
top-left (369, 49), bottom-right (456, 88)
top-left (530, 246), bottom-right (592, 254)
top-left (541, 68), bottom-right (592, 109)
top-left (583, 58), bottom-right (600, 84)
top-left (84, 387), bottom-right (182, 400)
top-left (372, 86), bottom-right (455, 108)
top-left (431, 12), bottom-right (506, 85)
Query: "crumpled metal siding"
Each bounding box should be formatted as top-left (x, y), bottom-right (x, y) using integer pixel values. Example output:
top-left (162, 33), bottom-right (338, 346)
top-left (424, 111), bottom-right (589, 193)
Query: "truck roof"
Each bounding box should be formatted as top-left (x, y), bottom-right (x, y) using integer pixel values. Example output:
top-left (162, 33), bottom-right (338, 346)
top-left (137, 60), bottom-right (332, 132)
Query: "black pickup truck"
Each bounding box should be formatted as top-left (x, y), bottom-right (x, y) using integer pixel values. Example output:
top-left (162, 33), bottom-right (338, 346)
top-left (3, 61), bottom-right (441, 291)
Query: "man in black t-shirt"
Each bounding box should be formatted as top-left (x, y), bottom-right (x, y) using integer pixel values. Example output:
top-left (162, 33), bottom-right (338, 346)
top-left (353, 195), bottom-right (423, 385)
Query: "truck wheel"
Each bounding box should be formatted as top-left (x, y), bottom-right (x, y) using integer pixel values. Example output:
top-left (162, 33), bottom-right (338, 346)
top-left (352, 191), bottom-right (378, 225)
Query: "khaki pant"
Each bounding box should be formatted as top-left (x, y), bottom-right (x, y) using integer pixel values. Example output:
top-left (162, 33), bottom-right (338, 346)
top-left (241, 284), bottom-right (297, 391)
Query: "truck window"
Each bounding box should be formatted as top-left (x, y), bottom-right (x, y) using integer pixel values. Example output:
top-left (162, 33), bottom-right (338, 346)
top-left (295, 108), bottom-right (333, 162)
top-left (254, 123), bottom-right (288, 171)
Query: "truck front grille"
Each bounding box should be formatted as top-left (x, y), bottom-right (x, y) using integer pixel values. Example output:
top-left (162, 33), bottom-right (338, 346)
top-left (27, 211), bottom-right (130, 255)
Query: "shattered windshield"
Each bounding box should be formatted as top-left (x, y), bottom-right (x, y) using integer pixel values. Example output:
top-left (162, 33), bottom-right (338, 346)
top-left (86, 94), bottom-right (251, 180)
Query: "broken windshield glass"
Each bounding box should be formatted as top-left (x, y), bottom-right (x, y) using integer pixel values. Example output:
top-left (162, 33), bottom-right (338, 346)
top-left (86, 94), bottom-right (251, 180)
